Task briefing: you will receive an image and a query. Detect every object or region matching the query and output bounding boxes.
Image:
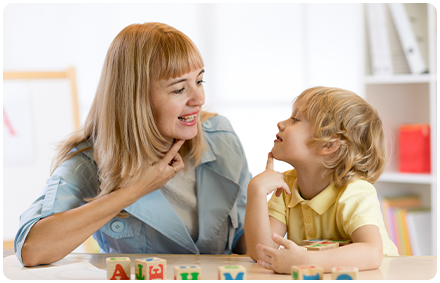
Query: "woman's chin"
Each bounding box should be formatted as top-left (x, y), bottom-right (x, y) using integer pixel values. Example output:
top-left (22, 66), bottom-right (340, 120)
top-left (175, 131), bottom-right (198, 141)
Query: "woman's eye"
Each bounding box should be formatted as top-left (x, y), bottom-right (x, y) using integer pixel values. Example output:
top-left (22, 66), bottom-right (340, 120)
top-left (173, 88), bottom-right (185, 94)
top-left (197, 79), bottom-right (205, 85)
top-left (291, 117), bottom-right (299, 122)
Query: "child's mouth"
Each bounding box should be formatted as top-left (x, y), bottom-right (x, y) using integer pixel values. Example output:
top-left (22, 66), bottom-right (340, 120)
top-left (275, 134), bottom-right (283, 142)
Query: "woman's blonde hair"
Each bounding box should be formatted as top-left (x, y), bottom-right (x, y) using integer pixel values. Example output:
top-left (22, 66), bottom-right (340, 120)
top-left (51, 22), bottom-right (215, 204)
top-left (294, 86), bottom-right (386, 187)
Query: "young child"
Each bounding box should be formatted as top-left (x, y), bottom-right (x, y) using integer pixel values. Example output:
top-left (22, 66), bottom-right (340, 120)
top-left (244, 86), bottom-right (398, 274)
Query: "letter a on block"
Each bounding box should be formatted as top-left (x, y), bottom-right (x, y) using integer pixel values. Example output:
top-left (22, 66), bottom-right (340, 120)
top-left (110, 264), bottom-right (130, 280)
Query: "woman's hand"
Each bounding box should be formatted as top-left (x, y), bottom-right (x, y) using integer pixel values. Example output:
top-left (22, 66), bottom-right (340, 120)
top-left (249, 152), bottom-right (291, 197)
top-left (256, 233), bottom-right (308, 274)
top-left (127, 139), bottom-right (185, 199)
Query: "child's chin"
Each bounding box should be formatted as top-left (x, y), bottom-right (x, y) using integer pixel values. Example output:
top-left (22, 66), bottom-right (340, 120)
top-left (270, 150), bottom-right (279, 160)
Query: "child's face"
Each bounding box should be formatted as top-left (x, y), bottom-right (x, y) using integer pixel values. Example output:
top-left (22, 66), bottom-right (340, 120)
top-left (271, 108), bottom-right (318, 167)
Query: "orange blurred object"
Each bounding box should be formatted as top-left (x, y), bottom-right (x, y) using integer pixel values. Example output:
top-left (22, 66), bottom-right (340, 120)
top-left (398, 124), bottom-right (431, 173)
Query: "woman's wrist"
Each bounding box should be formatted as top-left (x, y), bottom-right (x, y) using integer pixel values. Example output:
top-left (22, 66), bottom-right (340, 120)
top-left (110, 184), bottom-right (145, 208)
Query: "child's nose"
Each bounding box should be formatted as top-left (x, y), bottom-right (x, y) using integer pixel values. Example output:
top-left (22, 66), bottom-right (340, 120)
top-left (277, 120), bottom-right (285, 130)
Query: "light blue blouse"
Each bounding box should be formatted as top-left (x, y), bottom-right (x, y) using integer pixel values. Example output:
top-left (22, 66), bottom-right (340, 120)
top-left (14, 115), bottom-right (250, 266)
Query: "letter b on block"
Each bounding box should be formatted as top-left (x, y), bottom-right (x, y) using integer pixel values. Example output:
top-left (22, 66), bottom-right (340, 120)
top-left (331, 267), bottom-right (358, 280)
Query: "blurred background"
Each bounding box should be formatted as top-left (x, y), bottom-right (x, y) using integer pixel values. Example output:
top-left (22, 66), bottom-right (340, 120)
top-left (3, 3), bottom-right (436, 256)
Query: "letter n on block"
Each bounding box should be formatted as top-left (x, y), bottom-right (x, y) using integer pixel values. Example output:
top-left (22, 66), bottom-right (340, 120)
top-left (174, 265), bottom-right (201, 280)
top-left (218, 265), bottom-right (247, 280)
top-left (135, 257), bottom-right (167, 280)
top-left (292, 265), bottom-right (323, 280)
top-left (106, 257), bottom-right (131, 280)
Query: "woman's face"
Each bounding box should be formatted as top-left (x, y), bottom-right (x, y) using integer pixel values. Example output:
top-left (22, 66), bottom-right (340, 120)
top-left (149, 68), bottom-right (205, 143)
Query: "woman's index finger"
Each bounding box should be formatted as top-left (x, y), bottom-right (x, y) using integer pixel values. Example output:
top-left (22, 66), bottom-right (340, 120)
top-left (162, 139), bottom-right (185, 164)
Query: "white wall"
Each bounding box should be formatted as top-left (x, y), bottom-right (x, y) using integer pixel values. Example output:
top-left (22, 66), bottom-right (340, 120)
top-left (2, 3), bottom-right (363, 240)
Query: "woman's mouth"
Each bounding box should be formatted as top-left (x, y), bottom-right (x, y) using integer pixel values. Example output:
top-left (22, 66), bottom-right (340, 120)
top-left (178, 114), bottom-right (197, 122)
top-left (178, 111), bottom-right (199, 126)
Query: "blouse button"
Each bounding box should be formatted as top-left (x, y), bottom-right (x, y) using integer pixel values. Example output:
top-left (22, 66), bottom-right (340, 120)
top-left (203, 120), bottom-right (212, 129)
top-left (111, 221), bottom-right (124, 233)
top-left (305, 216), bottom-right (312, 224)
top-left (308, 231), bottom-right (315, 238)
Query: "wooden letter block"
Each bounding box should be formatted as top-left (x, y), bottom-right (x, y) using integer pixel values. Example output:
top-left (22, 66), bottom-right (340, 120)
top-left (302, 239), bottom-right (325, 246)
top-left (332, 267), bottom-right (359, 280)
top-left (330, 239), bottom-right (352, 246)
top-left (106, 257), bottom-right (131, 280)
top-left (292, 265), bottom-right (323, 280)
top-left (135, 257), bottom-right (167, 280)
top-left (218, 265), bottom-right (246, 280)
top-left (174, 265), bottom-right (201, 280)
top-left (304, 243), bottom-right (339, 251)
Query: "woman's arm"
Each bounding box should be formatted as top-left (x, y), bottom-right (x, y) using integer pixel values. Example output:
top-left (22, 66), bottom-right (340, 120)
top-left (244, 153), bottom-right (289, 261)
top-left (22, 185), bottom-right (141, 266)
top-left (21, 140), bottom-right (185, 267)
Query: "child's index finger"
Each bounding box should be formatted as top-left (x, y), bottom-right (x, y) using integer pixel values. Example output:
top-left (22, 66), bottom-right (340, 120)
top-left (266, 152), bottom-right (274, 170)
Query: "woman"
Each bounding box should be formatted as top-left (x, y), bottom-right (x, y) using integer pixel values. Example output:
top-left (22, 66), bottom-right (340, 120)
top-left (15, 22), bottom-right (250, 267)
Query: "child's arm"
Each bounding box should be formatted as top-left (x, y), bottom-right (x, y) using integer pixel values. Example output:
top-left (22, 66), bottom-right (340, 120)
top-left (244, 153), bottom-right (291, 261)
top-left (257, 225), bottom-right (383, 274)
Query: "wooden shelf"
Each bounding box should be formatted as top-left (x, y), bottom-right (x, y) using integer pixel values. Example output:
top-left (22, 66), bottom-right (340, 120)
top-left (378, 172), bottom-right (434, 184)
top-left (364, 74), bottom-right (435, 85)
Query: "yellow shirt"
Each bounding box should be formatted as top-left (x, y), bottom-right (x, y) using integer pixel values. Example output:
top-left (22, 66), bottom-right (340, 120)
top-left (268, 169), bottom-right (399, 256)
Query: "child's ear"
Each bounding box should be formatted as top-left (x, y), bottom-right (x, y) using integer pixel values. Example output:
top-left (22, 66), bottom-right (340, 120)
top-left (319, 139), bottom-right (340, 155)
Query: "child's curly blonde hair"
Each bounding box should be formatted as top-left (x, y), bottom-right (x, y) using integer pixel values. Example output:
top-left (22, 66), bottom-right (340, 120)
top-left (294, 86), bottom-right (386, 187)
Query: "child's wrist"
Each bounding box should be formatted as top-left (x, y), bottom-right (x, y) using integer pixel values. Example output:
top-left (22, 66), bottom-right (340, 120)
top-left (248, 184), bottom-right (269, 198)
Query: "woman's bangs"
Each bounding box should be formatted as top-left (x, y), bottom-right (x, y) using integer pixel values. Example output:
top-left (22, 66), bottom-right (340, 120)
top-left (151, 37), bottom-right (204, 81)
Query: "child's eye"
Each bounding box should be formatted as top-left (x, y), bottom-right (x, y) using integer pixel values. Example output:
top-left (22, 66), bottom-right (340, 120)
top-left (172, 88), bottom-right (185, 94)
top-left (291, 117), bottom-right (299, 122)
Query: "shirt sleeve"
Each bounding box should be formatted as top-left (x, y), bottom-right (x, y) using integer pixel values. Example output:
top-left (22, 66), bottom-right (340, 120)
top-left (268, 190), bottom-right (288, 226)
top-left (336, 181), bottom-right (381, 236)
top-left (14, 151), bottom-right (98, 266)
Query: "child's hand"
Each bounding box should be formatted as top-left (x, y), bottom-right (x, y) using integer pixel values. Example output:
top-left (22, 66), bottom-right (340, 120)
top-left (249, 152), bottom-right (291, 197)
top-left (256, 233), bottom-right (307, 274)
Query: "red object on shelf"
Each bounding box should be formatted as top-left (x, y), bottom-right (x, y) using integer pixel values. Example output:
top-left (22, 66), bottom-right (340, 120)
top-left (398, 124), bottom-right (431, 173)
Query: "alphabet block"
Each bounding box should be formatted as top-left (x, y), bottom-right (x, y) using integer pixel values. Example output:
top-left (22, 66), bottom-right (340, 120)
top-left (332, 267), bottom-right (359, 280)
top-left (304, 243), bottom-right (339, 251)
top-left (174, 265), bottom-right (201, 280)
top-left (292, 265), bottom-right (323, 280)
top-left (218, 265), bottom-right (246, 280)
top-left (135, 257), bottom-right (167, 280)
top-left (302, 239), bottom-right (352, 247)
top-left (106, 257), bottom-right (131, 280)
top-left (302, 239), bottom-right (325, 246)
top-left (330, 239), bottom-right (352, 246)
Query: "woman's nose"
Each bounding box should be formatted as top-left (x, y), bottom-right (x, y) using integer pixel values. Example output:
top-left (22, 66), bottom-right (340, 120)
top-left (188, 86), bottom-right (205, 107)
